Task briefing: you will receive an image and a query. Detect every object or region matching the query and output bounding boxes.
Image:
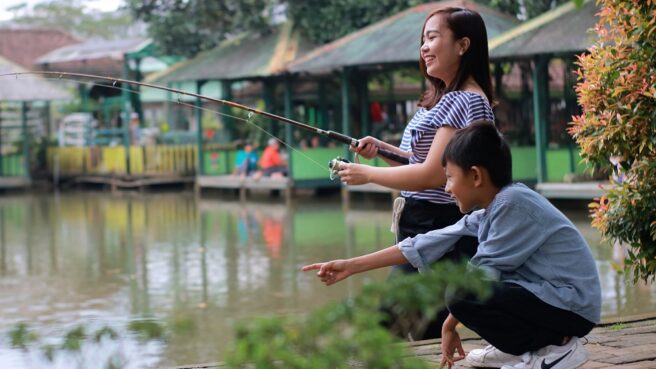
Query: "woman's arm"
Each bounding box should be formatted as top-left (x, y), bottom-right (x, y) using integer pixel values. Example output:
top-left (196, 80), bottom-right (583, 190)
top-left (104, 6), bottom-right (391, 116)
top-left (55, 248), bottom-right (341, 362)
top-left (338, 126), bottom-right (456, 191)
top-left (301, 245), bottom-right (407, 286)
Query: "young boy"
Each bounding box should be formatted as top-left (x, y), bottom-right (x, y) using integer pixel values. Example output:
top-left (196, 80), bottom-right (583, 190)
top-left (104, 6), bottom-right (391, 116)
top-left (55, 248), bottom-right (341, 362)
top-left (302, 121), bottom-right (601, 369)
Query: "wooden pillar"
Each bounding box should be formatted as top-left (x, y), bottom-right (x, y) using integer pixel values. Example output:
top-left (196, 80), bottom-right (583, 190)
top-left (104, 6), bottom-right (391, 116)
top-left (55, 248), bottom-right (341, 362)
top-left (283, 74), bottom-right (294, 177)
top-left (494, 62), bottom-right (504, 100)
top-left (220, 80), bottom-right (233, 143)
top-left (196, 80), bottom-right (207, 176)
top-left (386, 73), bottom-right (396, 128)
top-left (358, 70), bottom-right (370, 137)
top-left (0, 104), bottom-right (3, 176)
top-left (317, 79), bottom-right (328, 145)
top-left (283, 75), bottom-right (294, 143)
top-left (121, 56), bottom-right (132, 174)
top-left (21, 102), bottom-right (30, 179)
top-left (263, 78), bottom-right (276, 135)
top-left (564, 57), bottom-right (577, 174)
top-left (166, 82), bottom-right (174, 131)
top-left (44, 101), bottom-right (52, 139)
top-left (341, 68), bottom-right (352, 158)
top-left (133, 58), bottom-right (145, 128)
top-left (78, 83), bottom-right (89, 113)
top-left (532, 55), bottom-right (550, 183)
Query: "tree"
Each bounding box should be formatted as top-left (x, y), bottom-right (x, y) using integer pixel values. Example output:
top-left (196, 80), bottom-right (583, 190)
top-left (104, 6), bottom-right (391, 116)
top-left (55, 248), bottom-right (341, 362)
top-left (287, 0), bottom-right (572, 46)
top-left (483, 0), bottom-right (570, 20)
top-left (286, 0), bottom-right (426, 45)
top-left (130, 0), bottom-right (574, 58)
top-left (128, 0), bottom-right (277, 57)
top-left (570, 0), bottom-right (656, 282)
top-left (8, 0), bottom-right (140, 40)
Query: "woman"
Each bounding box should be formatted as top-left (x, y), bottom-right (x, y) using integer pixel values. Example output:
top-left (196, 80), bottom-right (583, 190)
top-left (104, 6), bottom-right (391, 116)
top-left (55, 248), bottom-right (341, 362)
top-left (337, 7), bottom-right (495, 340)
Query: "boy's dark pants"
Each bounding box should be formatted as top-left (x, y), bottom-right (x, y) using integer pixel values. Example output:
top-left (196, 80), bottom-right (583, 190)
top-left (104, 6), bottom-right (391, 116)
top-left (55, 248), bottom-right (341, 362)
top-left (382, 198), bottom-right (478, 340)
top-left (447, 282), bottom-right (595, 355)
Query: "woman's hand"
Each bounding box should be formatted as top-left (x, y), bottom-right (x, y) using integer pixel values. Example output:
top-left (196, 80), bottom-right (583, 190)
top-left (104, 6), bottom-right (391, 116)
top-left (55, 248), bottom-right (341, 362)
top-left (350, 136), bottom-right (379, 159)
top-left (302, 260), bottom-right (353, 286)
top-left (440, 317), bottom-right (465, 369)
top-left (336, 162), bottom-right (372, 185)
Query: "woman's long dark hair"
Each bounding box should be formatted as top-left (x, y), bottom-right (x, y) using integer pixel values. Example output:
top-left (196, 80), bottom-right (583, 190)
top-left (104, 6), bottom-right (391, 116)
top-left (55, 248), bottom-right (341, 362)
top-left (417, 7), bottom-right (494, 109)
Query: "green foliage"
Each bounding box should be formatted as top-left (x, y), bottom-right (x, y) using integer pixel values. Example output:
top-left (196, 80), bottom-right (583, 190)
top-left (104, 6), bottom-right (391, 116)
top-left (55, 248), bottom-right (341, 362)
top-left (609, 322), bottom-right (626, 331)
top-left (286, 0), bottom-right (425, 45)
top-left (9, 0), bottom-right (137, 40)
top-left (127, 319), bottom-right (166, 341)
top-left (224, 260), bottom-right (491, 368)
top-left (61, 325), bottom-right (86, 352)
top-left (289, 0), bottom-right (571, 45)
top-left (130, 0), bottom-right (572, 57)
top-left (129, 0), bottom-right (277, 57)
top-left (7, 322), bottom-right (160, 367)
top-left (9, 323), bottom-right (38, 349)
top-left (479, 0), bottom-right (570, 20)
top-left (570, 0), bottom-right (656, 282)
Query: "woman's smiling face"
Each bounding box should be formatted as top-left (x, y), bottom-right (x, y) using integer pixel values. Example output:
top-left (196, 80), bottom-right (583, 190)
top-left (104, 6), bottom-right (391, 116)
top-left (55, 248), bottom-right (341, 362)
top-left (420, 14), bottom-right (463, 83)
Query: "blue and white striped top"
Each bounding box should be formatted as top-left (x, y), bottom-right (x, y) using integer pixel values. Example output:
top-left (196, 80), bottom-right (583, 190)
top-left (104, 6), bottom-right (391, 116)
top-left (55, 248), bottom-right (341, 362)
top-left (399, 91), bottom-right (495, 204)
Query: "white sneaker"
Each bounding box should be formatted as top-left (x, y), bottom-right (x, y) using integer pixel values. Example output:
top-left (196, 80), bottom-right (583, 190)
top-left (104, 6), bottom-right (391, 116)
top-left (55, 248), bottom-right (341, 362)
top-left (466, 345), bottom-right (523, 368)
top-left (501, 337), bottom-right (588, 369)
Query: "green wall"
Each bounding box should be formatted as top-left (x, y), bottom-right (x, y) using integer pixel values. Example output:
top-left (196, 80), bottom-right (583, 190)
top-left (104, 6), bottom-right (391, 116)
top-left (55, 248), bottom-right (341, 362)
top-left (0, 154), bottom-right (25, 177)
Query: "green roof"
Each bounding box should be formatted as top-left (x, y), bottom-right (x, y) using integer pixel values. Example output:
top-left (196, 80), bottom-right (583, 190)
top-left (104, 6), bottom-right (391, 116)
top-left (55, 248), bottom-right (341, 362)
top-left (489, 0), bottom-right (598, 59)
top-left (151, 22), bottom-right (315, 84)
top-left (289, 0), bottom-right (519, 74)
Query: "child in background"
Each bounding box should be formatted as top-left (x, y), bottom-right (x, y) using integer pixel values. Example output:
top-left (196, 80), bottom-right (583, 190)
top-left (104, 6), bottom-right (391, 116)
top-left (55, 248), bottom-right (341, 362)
top-left (303, 121), bottom-right (601, 369)
top-left (235, 142), bottom-right (258, 178)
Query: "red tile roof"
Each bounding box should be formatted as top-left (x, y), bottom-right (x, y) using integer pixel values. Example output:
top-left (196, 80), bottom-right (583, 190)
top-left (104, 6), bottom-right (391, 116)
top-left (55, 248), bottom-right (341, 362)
top-left (0, 28), bottom-right (79, 69)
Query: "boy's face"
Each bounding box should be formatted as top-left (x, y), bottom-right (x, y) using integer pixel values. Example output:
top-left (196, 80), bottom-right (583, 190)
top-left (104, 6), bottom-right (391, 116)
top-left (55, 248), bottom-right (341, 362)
top-left (444, 161), bottom-right (478, 213)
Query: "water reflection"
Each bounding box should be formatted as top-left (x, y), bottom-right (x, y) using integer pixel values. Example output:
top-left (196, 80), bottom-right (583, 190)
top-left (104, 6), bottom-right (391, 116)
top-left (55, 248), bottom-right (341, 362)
top-left (0, 193), bottom-right (653, 368)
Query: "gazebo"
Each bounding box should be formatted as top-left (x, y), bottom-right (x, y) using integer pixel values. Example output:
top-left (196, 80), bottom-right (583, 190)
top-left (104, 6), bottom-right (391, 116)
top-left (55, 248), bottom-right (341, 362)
top-left (489, 0), bottom-right (599, 187)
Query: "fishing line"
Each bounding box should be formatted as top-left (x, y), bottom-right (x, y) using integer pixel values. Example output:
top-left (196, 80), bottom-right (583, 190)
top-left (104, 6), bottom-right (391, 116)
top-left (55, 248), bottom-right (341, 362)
top-left (10, 74), bottom-right (330, 173)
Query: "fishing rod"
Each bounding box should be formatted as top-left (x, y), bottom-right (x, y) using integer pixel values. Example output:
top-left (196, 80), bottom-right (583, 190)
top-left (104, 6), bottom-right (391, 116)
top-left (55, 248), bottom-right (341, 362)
top-left (1, 71), bottom-right (409, 165)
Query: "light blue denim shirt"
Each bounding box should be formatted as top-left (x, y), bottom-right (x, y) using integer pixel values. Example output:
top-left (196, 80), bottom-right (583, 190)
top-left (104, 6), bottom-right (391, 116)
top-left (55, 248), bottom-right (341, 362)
top-left (398, 183), bottom-right (602, 323)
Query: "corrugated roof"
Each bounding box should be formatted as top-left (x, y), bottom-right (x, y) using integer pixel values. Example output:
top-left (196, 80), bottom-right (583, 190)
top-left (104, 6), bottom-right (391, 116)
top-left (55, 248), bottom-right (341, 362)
top-left (35, 38), bottom-right (151, 64)
top-left (0, 56), bottom-right (70, 102)
top-left (489, 0), bottom-right (598, 59)
top-left (0, 27), bottom-right (79, 69)
top-left (289, 0), bottom-right (519, 74)
top-left (150, 22), bottom-right (315, 84)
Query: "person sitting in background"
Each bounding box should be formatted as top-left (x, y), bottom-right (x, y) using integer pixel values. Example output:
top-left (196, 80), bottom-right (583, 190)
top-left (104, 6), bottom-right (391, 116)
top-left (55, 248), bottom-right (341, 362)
top-left (255, 138), bottom-right (287, 179)
top-left (235, 141), bottom-right (258, 178)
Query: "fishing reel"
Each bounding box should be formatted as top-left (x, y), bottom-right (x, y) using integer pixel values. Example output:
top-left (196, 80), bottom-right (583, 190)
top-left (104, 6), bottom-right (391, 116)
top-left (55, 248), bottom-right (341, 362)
top-left (328, 156), bottom-right (350, 180)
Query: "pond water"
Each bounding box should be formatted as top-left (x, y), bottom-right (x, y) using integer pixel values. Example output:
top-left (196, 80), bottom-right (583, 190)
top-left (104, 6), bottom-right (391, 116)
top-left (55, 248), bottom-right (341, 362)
top-left (0, 191), bottom-right (654, 368)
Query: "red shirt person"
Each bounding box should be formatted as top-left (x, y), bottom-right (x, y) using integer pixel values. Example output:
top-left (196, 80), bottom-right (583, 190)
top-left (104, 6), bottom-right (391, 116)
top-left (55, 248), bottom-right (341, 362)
top-left (258, 138), bottom-right (287, 177)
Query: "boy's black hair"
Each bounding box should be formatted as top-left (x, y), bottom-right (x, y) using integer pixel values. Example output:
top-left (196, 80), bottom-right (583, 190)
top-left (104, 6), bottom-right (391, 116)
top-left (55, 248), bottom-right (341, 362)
top-left (441, 120), bottom-right (512, 188)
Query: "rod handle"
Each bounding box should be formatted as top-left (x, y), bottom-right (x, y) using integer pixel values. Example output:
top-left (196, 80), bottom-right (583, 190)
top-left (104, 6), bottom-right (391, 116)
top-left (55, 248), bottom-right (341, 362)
top-left (377, 148), bottom-right (410, 165)
top-left (326, 131), bottom-right (409, 165)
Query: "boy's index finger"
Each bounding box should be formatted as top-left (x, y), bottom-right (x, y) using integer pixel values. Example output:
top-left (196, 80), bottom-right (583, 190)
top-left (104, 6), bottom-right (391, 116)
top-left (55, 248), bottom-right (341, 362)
top-left (301, 263), bottom-right (322, 272)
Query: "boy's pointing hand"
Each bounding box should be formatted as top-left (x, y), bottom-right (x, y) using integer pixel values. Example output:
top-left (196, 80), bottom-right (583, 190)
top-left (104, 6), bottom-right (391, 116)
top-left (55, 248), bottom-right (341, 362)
top-left (302, 260), bottom-right (352, 286)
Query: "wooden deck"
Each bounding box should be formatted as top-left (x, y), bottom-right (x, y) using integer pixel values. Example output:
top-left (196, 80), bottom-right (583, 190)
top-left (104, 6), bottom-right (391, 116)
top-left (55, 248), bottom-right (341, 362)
top-left (409, 313), bottom-right (656, 368)
top-left (0, 177), bottom-right (30, 189)
top-left (536, 181), bottom-right (608, 200)
top-left (70, 175), bottom-right (194, 190)
top-left (166, 314), bottom-right (656, 369)
top-left (197, 175), bottom-right (292, 200)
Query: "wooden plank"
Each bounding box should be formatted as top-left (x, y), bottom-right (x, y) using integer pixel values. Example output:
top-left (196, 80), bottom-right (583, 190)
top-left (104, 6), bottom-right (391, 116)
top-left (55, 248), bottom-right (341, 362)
top-left (0, 177), bottom-right (30, 188)
top-left (197, 175), bottom-right (290, 190)
top-left (536, 181), bottom-right (607, 199)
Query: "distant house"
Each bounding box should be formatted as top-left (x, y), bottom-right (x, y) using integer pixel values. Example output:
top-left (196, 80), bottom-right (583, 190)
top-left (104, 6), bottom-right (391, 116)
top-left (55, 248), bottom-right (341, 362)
top-left (0, 27), bottom-right (78, 69)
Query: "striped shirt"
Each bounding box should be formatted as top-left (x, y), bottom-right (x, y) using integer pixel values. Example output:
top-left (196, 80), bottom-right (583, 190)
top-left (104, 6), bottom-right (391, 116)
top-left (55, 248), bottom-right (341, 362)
top-left (399, 91), bottom-right (495, 204)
